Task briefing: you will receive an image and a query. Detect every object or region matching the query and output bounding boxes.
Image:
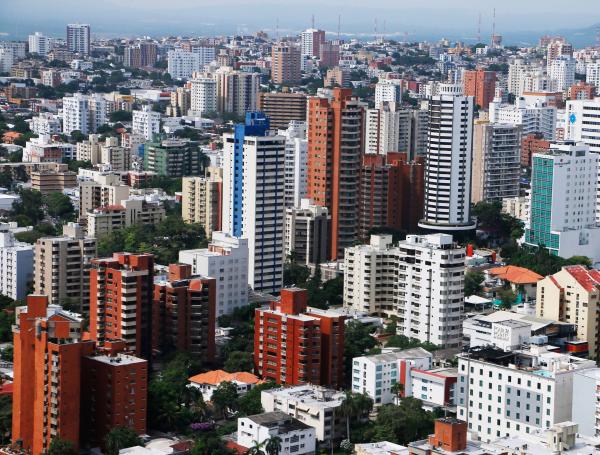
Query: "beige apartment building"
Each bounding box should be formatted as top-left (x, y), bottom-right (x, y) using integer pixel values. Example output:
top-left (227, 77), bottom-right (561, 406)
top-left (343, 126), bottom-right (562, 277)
top-left (33, 222), bottom-right (97, 314)
top-left (537, 265), bottom-right (600, 358)
top-left (30, 170), bottom-right (77, 194)
top-left (87, 199), bottom-right (165, 238)
top-left (78, 173), bottom-right (130, 220)
top-left (271, 43), bottom-right (301, 85)
top-left (181, 167), bottom-right (222, 237)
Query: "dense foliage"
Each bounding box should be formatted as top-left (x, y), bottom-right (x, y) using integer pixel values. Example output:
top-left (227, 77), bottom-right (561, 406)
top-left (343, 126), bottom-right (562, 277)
top-left (97, 214), bottom-right (207, 264)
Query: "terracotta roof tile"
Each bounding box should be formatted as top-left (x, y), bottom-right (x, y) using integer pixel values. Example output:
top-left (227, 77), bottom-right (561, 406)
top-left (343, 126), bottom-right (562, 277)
top-left (488, 265), bottom-right (543, 284)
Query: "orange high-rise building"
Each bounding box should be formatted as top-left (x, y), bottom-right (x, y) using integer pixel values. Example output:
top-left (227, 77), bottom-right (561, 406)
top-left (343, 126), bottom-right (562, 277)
top-left (80, 341), bottom-right (148, 449)
top-left (152, 263), bottom-right (216, 361)
top-left (12, 295), bottom-right (95, 455)
top-left (271, 43), bottom-right (301, 85)
top-left (521, 133), bottom-right (551, 167)
top-left (307, 88), bottom-right (365, 259)
top-left (12, 296), bottom-right (148, 455)
top-left (463, 69), bottom-right (496, 109)
top-left (358, 152), bottom-right (425, 239)
top-left (89, 253), bottom-right (154, 358)
top-left (253, 288), bottom-right (344, 388)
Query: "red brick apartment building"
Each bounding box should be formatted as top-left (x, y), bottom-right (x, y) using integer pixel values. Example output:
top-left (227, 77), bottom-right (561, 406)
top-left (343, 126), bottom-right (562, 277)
top-left (254, 288), bottom-right (344, 388)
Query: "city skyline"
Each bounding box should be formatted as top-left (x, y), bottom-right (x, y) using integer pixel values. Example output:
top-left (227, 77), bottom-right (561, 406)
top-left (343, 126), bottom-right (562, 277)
top-left (2, 0), bottom-right (600, 46)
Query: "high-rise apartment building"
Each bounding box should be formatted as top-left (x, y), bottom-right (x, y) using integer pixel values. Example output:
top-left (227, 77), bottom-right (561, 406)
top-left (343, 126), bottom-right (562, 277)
top-left (28, 32), bottom-right (52, 56)
top-left (546, 38), bottom-right (573, 62)
top-left (132, 106), bottom-right (161, 141)
top-left (153, 264), bottom-right (216, 360)
top-left (374, 80), bottom-right (403, 105)
top-left (123, 42), bottom-right (157, 68)
top-left (12, 295), bottom-right (96, 455)
top-left (300, 29), bottom-right (325, 58)
top-left (254, 288), bottom-right (345, 388)
top-left (463, 69), bottom-right (496, 109)
top-left (181, 167), bottom-right (223, 237)
top-left (62, 93), bottom-right (108, 135)
top-left (66, 24), bottom-right (90, 55)
top-left (190, 76), bottom-right (218, 116)
top-left (564, 98), bottom-right (600, 153)
top-left (144, 139), bottom-right (205, 177)
top-left (344, 234), bottom-right (465, 348)
top-left (258, 92), bottom-right (307, 130)
top-left (365, 102), bottom-right (409, 155)
top-left (471, 121), bottom-right (522, 203)
top-left (179, 232), bottom-right (249, 317)
top-left (214, 68), bottom-right (260, 117)
top-left (280, 120), bottom-right (308, 208)
top-left (319, 42), bottom-right (340, 68)
top-left (0, 232), bottom-right (33, 300)
top-left (548, 56), bottom-right (576, 91)
top-left (168, 86), bottom-right (192, 117)
top-left (167, 48), bottom-right (215, 79)
top-left (34, 223), bottom-right (97, 313)
top-left (410, 104), bottom-right (429, 158)
top-left (456, 345), bottom-right (594, 442)
top-left (222, 113), bottom-right (286, 294)
top-left (358, 153), bottom-right (425, 238)
top-left (537, 265), bottom-right (600, 359)
top-left (271, 43), bottom-right (302, 85)
top-left (86, 198), bottom-right (166, 239)
top-left (489, 96), bottom-right (556, 140)
top-left (284, 199), bottom-right (330, 266)
top-left (524, 142), bottom-right (600, 262)
top-left (419, 84), bottom-right (476, 232)
top-left (89, 253), bottom-right (154, 358)
top-left (586, 62), bottom-right (600, 90)
top-left (307, 88), bottom-right (365, 259)
top-left (78, 173), bottom-right (130, 220)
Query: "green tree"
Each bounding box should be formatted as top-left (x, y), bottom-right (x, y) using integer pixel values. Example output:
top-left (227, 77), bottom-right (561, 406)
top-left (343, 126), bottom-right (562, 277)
top-left (339, 392), bottom-right (373, 442)
top-left (110, 110), bottom-right (133, 122)
top-left (10, 188), bottom-right (44, 226)
top-left (247, 441), bottom-right (265, 455)
top-left (264, 435), bottom-right (282, 455)
top-left (237, 382), bottom-right (280, 416)
top-left (371, 398), bottom-right (434, 444)
top-left (211, 381), bottom-right (239, 419)
top-left (70, 130), bottom-right (86, 142)
top-left (45, 438), bottom-right (78, 455)
top-left (465, 270), bottom-right (485, 296)
top-left (497, 288), bottom-right (517, 310)
top-left (44, 192), bottom-right (75, 222)
top-left (223, 351), bottom-right (254, 373)
top-left (0, 394), bottom-right (11, 444)
top-left (104, 427), bottom-right (141, 455)
top-left (344, 321), bottom-right (378, 385)
top-left (64, 158), bottom-right (93, 172)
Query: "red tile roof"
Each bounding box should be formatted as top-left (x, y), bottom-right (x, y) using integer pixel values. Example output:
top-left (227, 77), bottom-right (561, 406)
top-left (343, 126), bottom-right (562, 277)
top-left (564, 265), bottom-right (600, 292)
top-left (188, 370), bottom-right (263, 386)
top-left (488, 266), bottom-right (543, 284)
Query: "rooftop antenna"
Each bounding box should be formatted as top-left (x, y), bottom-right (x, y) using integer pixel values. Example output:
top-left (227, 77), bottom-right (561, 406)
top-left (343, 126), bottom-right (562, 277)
top-left (374, 18), bottom-right (378, 41)
top-left (383, 19), bottom-right (387, 41)
top-left (276, 17), bottom-right (279, 41)
top-left (477, 12), bottom-right (482, 43)
top-left (311, 14), bottom-right (315, 30)
top-left (491, 8), bottom-right (496, 46)
top-left (337, 14), bottom-right (341, 41)
top-left (596, 26), bottom-right (600, 49)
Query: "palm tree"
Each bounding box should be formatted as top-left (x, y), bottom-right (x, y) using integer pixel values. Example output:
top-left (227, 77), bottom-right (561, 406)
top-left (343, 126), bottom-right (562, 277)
top-left (391, 381), bottom-right (405, 403)
top-left (339, 392), bottom-right (374, 443)
top-left (247, 440), bottom-right (265, 455)
top-left (265, 435), bottom-right (282, 455)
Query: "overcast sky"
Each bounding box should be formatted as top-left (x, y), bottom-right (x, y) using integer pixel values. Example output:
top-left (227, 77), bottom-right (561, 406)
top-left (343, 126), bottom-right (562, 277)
top-left (2, 0), bottom-right (599, 43)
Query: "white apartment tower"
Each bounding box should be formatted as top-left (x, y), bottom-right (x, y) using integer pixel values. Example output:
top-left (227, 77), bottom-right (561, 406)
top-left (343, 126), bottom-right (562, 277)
top-left (344, 234), bottom-right (466, 348)
top-left (0, 232), bottom-right (33, 301)
top-left (178, 232), bottom-right (249, 317)
top-left (190, 76), bottom-right (218, 116)
top-left (419, 84), bottom-right (476, 232)
top-left (489, 96), bottom-right (556, 140)
top-left (167, 48), bottom-right (216, 80)
top-left (28, 32), bottom-right (52, 56)
top-left (62, 93), bottom-right (108, 135)
top-left (457, 346), bottom-right (595, 442)
top-left (279, 120), bottom-right (308, 208)
top-left (374, 80), bottom-right (403, 105)
top-left (548, 56), bottom-right (576, 92)
top-left (222, 116), bottom-right (286, 294)
top-left (66, 24), bottom-right (90, 55)
top-left (132, 106), bottom-right (161, 141)
top-left (365, 102), bottom-right (410, 155)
